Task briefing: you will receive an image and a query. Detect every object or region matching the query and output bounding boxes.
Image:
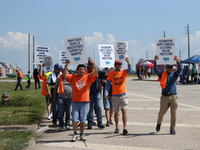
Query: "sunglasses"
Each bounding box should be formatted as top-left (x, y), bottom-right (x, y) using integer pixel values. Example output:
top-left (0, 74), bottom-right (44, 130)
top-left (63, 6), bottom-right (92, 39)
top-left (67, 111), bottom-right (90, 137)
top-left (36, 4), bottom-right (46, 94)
top-left (167, 66), bottom-right (173, 69)
top-left (115, 63), bottom-right (122, 65)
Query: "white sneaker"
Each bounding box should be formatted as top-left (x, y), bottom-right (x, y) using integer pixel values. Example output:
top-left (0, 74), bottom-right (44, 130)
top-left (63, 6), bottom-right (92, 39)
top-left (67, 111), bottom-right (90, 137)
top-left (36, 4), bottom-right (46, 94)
top-left (71, 134), bottom-right (77, 142)
top-left (66, 125), bottom-right (70, 130)
top-left (59, 127), bottom-right (63, 131)
top-left (80, 134), bottom-right (86, 141)
top-left (50, 113), bottom-right (53, 118)
top-left (47, 116), bottom-right (51, 120)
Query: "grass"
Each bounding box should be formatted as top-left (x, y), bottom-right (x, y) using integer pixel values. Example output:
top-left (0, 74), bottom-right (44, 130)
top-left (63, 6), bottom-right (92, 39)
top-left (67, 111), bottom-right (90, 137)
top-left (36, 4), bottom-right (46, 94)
top-left (0, 130), bottom-right (32, 150)
top-left (0, 81), bottom-right (46, 149)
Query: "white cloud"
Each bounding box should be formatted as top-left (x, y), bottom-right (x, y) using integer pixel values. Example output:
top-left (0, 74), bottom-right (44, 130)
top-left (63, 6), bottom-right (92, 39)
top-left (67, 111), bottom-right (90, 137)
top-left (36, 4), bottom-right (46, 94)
top-left (107, 34), bottom-right (115, 43)
top-left (0, 32), bottom-right (29, 50)
top-left (148, 43), bottom-right (156, 51)
top-left (85, 31), bottom-right (104, 45)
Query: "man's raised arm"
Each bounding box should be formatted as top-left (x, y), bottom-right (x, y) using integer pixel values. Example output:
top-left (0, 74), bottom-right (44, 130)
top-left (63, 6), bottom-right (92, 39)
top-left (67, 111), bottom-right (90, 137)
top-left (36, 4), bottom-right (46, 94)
top-left (63, 60), bottom-right (70, 80)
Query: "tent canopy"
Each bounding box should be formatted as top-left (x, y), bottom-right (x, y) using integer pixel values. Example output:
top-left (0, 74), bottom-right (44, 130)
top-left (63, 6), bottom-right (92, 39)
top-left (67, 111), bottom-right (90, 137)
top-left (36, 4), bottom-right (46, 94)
top-left (182, 55), bottom-right (200, 63)
top-left (190, 56), bottom-right (200, 63)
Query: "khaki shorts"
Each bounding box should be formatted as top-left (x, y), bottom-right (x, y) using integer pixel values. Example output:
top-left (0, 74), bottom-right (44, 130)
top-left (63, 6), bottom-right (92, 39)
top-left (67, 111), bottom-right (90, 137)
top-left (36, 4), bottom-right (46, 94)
top-left (112, 95), bottom-right (128, 113)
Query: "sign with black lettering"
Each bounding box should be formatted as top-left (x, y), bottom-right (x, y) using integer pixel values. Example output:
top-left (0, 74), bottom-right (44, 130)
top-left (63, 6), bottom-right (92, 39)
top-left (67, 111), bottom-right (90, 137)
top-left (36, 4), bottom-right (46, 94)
top-left (64, 36), bottom-right (87, 65)
top-left (43, 56), bottom-right (53, 72)
top-left (59, 51), bottom-right (67, 67)
top-left (156, 38), bottom-right (176, 65)
top-left (115, 41), bottom-right (128, 61)
top-left (34, 46), bottom-right (50, 64)
top-left (98, 44), bottom-right (115, 68)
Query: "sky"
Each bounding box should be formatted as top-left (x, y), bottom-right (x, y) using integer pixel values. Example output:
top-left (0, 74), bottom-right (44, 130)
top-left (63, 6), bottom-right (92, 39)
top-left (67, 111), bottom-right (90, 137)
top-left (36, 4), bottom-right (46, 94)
top-left (1, 0), bottom-right (200, 73)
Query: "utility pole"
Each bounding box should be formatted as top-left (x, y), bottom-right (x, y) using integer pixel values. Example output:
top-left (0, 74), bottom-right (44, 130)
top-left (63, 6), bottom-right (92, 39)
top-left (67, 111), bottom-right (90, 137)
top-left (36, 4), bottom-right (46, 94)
top-left (146, 51), bottom-right (148, 60)
top-left (33, 36), bottom-right (35, 70)
top-left (185, 24), bottom-right (190, 58)
top-left (93, 50), bottom-right (95, 64)
top-left (164, 31), bottom-right (166, 38)
top-left (132, 55), bottom-right (133, 71)
top-left (28, 33), bottom-right (31, 73)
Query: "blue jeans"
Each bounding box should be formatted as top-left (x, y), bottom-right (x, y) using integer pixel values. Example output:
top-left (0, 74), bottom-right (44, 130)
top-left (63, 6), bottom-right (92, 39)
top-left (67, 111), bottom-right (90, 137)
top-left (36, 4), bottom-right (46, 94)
top-left (51, 88), bottom-right (58, 124)
top-left (87, 92), bottom-right (103, 127)
top-left (34, 78), bottom-right (40, 89)
top-left (15, 79), bottom-right (23, 90)
top-left (58, 97), bottom-right (72, 128)
top-left (72, 102), bottom-right (90, 123)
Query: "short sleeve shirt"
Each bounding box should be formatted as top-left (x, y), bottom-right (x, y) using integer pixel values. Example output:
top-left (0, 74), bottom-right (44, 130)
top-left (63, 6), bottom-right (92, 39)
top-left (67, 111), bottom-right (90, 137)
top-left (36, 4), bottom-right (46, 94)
top-left (107, 69), bottom-right (128, 95)
top-left (66, 73), bottom-right (96, 102)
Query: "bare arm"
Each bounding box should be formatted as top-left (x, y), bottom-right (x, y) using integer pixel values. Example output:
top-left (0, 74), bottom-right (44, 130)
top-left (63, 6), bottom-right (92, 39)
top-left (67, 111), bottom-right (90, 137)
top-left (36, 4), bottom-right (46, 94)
top-left (89, 59), bottom-right (98, 77)
top-left (63, 60), bottom-right (70, 80)
top-left (38, 64), bottom-right (42, 76)
top-left (105, 67), bottom-right (114, 76)
top-left (42, 64), bottom-right (46, 77)
top-left (46, 84), bottom-right (51, 97)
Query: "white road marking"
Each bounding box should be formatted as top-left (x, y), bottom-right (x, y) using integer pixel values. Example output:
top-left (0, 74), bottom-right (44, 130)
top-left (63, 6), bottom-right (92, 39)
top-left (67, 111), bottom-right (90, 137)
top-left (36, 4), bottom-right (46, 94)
top-left (128, 107), bottom-right (200, 111)
top-left (45, 141), bottom-right (168, 150)
top-left (118, 122), bottom-right (200, 128)
top-left (127, 91), bottom-right (200, 110)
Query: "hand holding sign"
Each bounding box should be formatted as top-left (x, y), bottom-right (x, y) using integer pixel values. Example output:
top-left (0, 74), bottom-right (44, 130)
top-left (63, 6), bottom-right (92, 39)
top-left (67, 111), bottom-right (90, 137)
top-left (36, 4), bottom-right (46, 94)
top-left (154, 55), bottom-right (159, 62)
top-left (174, 55), bottom-right (179, 63)
top-left (66, 59), bottom-right (70, 65)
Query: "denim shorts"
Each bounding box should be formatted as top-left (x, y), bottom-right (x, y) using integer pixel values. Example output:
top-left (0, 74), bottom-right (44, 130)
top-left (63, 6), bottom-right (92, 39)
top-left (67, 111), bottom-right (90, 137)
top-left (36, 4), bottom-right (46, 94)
top-left (72, 102), bottom-right (90, 123)
top-left (103, 96), bottom-right (113, 110)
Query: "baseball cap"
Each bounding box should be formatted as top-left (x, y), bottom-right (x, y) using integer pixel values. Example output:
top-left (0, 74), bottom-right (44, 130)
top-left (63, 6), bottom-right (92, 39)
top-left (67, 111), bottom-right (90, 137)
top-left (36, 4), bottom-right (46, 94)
top-left (54, 63), bottom-right (62, 69)
top-left (165, 64), bottom-right (173, 67)
top-left (115, 61), bottom-right (122, 65)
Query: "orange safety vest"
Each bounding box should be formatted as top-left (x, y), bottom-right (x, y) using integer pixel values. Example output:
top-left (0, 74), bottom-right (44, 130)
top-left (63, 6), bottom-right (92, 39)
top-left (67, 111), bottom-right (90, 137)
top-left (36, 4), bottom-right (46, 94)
top-left (59, 74), bottom-right (64, 94)
top-left (158, 71), bottom-right (167, 89)
top-left (18, 71), bottom-right (23, 77)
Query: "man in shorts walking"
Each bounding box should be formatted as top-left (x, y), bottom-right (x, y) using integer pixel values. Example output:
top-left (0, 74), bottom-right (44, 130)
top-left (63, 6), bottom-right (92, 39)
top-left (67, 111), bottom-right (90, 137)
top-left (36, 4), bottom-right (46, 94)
top-left (63, 59), bottom-right (97, 142)
top-left (104, 57), bottom-right (131, 134)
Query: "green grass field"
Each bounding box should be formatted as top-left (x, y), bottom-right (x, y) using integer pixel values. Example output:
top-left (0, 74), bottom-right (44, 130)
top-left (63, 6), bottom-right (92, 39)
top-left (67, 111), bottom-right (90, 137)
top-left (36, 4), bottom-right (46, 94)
top-left (0, 81), bottom-right (46, 149)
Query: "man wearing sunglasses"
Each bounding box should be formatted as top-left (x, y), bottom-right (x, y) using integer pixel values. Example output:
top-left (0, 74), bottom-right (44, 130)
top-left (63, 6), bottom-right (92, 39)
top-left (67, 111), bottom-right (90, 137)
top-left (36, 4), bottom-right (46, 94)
top-left (154, 55), bottom-right (181, 135)
top-left (104, 57), bottom-right (131, 135)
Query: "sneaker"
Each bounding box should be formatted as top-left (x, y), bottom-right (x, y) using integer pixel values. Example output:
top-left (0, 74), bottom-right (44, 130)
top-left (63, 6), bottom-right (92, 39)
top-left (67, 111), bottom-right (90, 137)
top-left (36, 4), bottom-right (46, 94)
top-left (87, 126), bottom-right (92, 129)
top-left (114, 129), bottom-right (119, 133)
top-left (53, 123), bottom-right (57, 127)
top-left (80, 133), bottom-right (86, 141)
top-left (66, 125), bottom-right (70, 130)
top-left (50, 113), bottom-right (53, 119)
top-left (123, 129), bottom-right (128, 135)
top-left (93, 122), bottom-right (97, 125)
top-left (47, 116), bottom-right (51, 120)
top-left (106, 121), bottom-right (110, 126)
top-left (98, 125), bottom-right (105, 129)
top-left (110, 119), bottom-right (113, 125)
top-left (156, 124), bottom-right (161, 132)
top-left (170, 130), bottom-right (176, 135)
top-left (71, 134), bottom-right (77, 142)
top-left (59, 127), bottom-right (63, 131)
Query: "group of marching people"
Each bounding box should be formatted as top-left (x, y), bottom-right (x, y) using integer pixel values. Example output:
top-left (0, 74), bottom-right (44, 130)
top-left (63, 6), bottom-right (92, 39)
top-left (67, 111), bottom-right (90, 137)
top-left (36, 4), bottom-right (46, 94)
top-left (38, 54), bottom-right (181, 142)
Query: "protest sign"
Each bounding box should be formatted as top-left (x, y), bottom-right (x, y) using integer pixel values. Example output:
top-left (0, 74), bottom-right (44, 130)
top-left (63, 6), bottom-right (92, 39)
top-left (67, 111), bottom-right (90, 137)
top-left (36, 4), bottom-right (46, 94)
top-left (98, 44), bottom-right (115, 68)
top-left (64, 35), bottom-right (87, 66)
top-left (59, 51), bottom-right (67, 67)
top-left (156, 38), bottom-right (176, 65)
top-left (43, 56), bottom-right (53, 72)
top-left (115, 41), bottom-right (128, 61)
top-left (34, 46), bottom-right (50, 64)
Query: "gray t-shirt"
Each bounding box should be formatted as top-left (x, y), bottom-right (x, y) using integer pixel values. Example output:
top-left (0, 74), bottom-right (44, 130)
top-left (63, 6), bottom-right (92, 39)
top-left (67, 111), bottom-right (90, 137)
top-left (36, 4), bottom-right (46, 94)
top-left (55, 77), bottom-right (72, 98)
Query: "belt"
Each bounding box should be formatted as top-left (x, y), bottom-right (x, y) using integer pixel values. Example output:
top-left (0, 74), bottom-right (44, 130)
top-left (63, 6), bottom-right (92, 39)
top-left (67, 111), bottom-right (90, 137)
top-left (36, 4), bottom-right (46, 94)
top-left (162, 92), bottom-right (172, 96)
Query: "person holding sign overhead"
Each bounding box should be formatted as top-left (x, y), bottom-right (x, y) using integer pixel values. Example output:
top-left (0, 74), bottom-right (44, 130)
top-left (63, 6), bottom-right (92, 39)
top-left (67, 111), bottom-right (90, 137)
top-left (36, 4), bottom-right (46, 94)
top-left (63, 59), bottom-right (97, 142)
top-left (104, 57), bottom-right (131, 135)
top-left (154, 55), bottom-right (181, 135)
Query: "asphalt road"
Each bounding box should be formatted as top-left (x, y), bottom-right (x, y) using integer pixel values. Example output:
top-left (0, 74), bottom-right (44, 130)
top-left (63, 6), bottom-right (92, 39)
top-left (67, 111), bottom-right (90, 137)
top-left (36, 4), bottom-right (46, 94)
top-left (34, 77), bottom-right (200, 150)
